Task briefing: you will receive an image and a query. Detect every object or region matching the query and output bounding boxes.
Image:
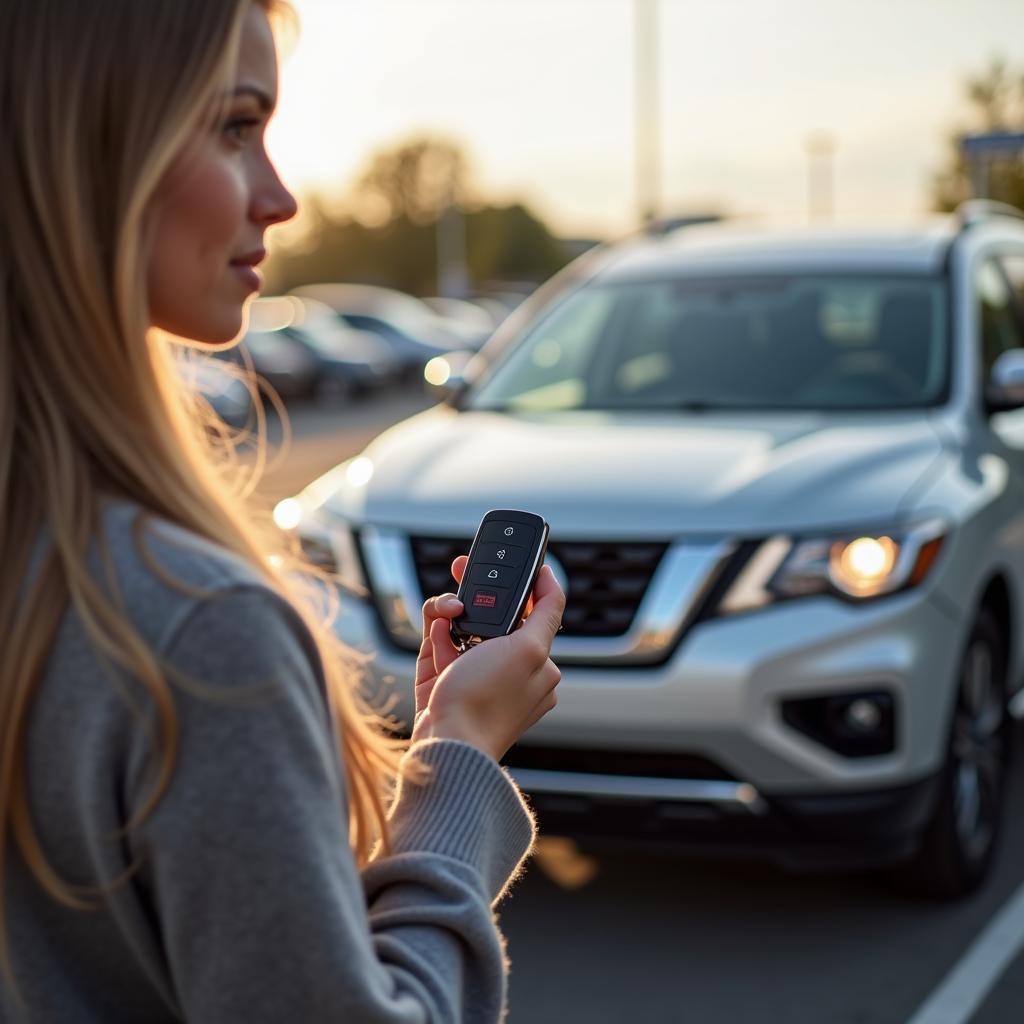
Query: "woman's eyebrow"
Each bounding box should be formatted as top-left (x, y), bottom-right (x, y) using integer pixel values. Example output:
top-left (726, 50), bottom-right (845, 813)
top-left (232, 84), bottom-right (275, 114)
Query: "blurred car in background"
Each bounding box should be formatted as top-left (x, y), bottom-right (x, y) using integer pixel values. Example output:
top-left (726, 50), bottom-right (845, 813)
top-left (467, 294), bottom-right (518, 330)
top-left (214, 327), bottom-right (318, 402)
top-left (280, 202), bottom-right (1024, 898)
top-left (291, 283), bottom-right (488, 377)
top-left (258, 296), bottom-right (403, 397)
top-left (422, 295), bottom-right (501, 334)
top-left (174, 349), bottom-right (253, 429)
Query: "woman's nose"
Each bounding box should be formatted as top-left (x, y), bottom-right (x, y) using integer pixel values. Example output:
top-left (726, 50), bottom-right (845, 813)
top-left (253, 161), bottom-right (298, 228)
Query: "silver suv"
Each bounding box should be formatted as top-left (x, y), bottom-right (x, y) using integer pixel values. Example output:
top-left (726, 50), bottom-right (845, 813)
top-left (281, 202), bottom-right (1024, 896)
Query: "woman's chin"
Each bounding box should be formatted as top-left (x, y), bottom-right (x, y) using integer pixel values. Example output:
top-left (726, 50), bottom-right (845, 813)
top-left (163, 311), bottom-right (248, 347)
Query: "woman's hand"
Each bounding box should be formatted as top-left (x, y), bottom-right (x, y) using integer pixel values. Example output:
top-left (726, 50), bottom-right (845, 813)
top-left (413, 555), bottom-right (469, 717)
top-left (412, 556), bottom-right (565, 762)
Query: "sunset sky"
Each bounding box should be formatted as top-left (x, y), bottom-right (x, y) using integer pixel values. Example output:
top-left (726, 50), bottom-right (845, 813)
top-left (265, 0), bottom-right (1024, 242)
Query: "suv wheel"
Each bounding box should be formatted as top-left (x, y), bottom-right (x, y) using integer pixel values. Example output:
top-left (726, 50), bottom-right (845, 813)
top-left (888, 607), bottom-right (1009, 899)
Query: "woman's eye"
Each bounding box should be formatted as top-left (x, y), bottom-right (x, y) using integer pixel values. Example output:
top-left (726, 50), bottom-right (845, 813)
top-left (224, 117), bottom-right (261, 145)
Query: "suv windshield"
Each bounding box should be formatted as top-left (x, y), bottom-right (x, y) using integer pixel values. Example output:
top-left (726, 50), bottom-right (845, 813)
top-left (467, 275), bottom-right (949, 412)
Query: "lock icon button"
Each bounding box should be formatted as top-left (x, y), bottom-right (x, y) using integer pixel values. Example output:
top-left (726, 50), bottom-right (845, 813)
top-left (476, 543), bottom-right (526, 569)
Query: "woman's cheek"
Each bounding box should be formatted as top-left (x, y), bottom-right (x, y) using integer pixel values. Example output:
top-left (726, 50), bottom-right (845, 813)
top-left (192, 157), bottom-right (249, 262)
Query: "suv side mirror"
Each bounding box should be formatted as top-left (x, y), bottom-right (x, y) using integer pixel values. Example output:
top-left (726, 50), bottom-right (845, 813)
top-left (423, 350), bottom-right (480, 403)
top-left (987, 349), bottom-right (1024, 413)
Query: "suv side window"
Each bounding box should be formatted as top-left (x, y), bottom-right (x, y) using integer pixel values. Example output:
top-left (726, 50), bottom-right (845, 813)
top-left (976, 258), bottom-right (1022, 377)
top-left (1000, 254), bottom-right (1024, 329)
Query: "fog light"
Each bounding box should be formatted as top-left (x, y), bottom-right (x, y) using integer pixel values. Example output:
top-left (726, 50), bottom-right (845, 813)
top-left (845, 697), bottom-right (883, 733)
top-left (782, 690), bottom-right (896, 758)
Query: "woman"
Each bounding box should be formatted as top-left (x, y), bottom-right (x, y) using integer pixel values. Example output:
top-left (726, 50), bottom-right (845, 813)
top-left (0, 1), bottom-right (564, 1021)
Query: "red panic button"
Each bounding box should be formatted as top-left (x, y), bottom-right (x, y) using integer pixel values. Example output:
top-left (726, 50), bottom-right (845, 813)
top-left (473, 592), bottom-right (498, 608)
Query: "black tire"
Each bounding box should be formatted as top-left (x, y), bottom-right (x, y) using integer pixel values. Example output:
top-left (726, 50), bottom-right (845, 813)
top-left (887, 607), bottom-right (1010, 899)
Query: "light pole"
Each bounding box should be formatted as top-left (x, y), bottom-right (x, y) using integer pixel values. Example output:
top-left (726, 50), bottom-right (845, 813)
top-left (805, 132), bottom-right (837, 223)
top-left (634, 0), bottom-right (660, 227)
top-left (436, 178), bottom-right (468, 298)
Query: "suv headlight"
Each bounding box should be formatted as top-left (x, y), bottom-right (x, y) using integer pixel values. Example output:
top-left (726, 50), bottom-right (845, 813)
top-left (718, 519), bottom-right (946, 614)
top-left (273, 490), bottom-right (369, 598)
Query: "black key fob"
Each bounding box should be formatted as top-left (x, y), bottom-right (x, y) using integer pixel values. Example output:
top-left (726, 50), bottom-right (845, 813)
top-left (450, 509), bottom-right (550, 651)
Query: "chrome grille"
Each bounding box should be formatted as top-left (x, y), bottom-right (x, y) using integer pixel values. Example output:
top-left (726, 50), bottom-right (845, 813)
top-left (408, 536), bottom-right (669, 639)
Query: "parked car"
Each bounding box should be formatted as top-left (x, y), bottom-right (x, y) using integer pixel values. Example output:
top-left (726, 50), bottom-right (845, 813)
top-left (422, 295), bottom-right (500, 334)
top-left (278, 202), bottom-right (1024, 897)
top-left (214, 327), bottom-right (318, 401)
top-left (290, 283), bottom-right (485, 377)
top-left (173, 349), bottom-right (253, 429)
top-left (466, 295), bottom-right (516, 330)
top-left (284, 295), bottom-right (403, 395)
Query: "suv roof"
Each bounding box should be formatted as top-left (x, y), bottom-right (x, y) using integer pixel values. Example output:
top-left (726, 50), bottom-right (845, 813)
top-left (599, 219), bottom-right (957, 282)
top-left (595, 203), bottom-right (1024, 284)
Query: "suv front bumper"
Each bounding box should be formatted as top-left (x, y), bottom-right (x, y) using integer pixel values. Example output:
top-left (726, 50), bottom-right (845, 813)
top-left (332, 579), bottom-right (963, 859)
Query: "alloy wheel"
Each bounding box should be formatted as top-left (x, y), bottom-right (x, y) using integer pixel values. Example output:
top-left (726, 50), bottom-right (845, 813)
top-left (951, 638), bottom-right (1005, 864)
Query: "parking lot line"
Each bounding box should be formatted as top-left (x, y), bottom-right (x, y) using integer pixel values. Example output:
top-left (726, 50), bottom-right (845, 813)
top-left (904, 879), bottom-right (1024, 1024)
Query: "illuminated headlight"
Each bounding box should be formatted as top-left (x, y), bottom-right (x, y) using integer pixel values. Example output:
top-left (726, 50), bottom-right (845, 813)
top-left (272, 470), bottom-right (370, 597)
top-left (718, 520), bottom-right (946, 613)
top-left (830, 536), bottom-right (899, 596)
top-left (424, 356), bottom-right (452, 386)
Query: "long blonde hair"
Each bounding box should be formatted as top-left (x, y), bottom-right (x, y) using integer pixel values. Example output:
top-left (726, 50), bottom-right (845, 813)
top-left (0, 0), bottom-right (409, 1000)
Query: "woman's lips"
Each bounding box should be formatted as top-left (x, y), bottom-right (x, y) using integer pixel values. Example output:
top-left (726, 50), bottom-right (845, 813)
top-left (230, 263), bottom-right (262, 291)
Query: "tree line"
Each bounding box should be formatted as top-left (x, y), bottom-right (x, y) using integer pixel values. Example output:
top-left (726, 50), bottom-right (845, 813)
top-left (266, 58), bottom-right (1024, 298)
top-left (264, 136), bottom-right (572, 297)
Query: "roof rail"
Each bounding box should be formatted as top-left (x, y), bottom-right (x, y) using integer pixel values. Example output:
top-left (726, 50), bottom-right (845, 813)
top-left (956, 199), bottom-right (1024, 228)
top-left (644, 214), bottom-right (724, 237)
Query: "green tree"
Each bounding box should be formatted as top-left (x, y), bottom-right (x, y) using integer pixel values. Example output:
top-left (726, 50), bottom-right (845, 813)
top-left (353, 136), bottom-right (469, 226)
top-left (265, 136), bottom-right (572, 296)
top-left (932, 57), bottom-right (1024, 212)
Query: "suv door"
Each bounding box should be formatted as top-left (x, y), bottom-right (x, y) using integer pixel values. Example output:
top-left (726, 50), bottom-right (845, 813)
top-left (978, 252), bottom-right (1024, 665)
top-left (979, 255), bottom-right (1024, 440)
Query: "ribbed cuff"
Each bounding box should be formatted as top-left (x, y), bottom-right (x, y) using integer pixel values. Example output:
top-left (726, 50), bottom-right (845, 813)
top-left (388, 739), bottom-right (537, 902)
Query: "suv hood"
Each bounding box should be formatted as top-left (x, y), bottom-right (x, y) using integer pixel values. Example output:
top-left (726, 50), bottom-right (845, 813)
top-left (329, 405), bottom-right (950, 537)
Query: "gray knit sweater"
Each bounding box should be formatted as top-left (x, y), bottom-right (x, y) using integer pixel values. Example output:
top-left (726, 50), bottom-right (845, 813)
top-left (2, 499), bottom-right (536, 1023)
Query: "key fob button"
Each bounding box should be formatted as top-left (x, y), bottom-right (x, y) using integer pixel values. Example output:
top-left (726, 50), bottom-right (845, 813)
top-left (468, 562), bottom-right (522, 588)
top-left (464, 587), bottom-right (512, 623)
top-left (475, 542), bottom-right (526, 568)
top-left (480, 521), bottom-right (536, 547)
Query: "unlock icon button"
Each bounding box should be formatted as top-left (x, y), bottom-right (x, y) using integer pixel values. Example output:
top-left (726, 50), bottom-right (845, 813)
top-left (469, 562), bottom-right (516, 588)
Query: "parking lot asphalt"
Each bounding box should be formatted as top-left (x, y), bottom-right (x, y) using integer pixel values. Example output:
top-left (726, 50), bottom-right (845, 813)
top-left (268, 388), bottom-right (1024, 1024)
top-left (499, 743), bottom-right (1023, 1023)
top-left (248, 386), bottom-right (434, 504)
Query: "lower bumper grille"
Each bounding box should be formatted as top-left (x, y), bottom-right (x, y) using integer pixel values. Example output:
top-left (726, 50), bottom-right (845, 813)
top-left (503, 744), bottom-right (737, 781)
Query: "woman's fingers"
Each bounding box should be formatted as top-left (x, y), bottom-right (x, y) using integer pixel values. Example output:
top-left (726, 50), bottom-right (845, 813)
top-left (451, 554), bottom-right (468, 585)
top-left (518, 565), bottom-right (566, 650)
top-left (521, 659), bottom-right (561, 731)
top-left (416, 592), bottom-right (463, 694)
top-left (429, 613), bottom-right (461, 677)
top-left (422, 592), bottom-right (463, 632)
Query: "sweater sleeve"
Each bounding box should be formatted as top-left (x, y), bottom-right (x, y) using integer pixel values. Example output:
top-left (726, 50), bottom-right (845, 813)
top-left (125, 584), bottom-right (536, 1024)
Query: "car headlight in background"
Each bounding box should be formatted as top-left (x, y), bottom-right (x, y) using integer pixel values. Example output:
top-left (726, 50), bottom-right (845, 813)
top-left (272, 460), bottom-right (371, 597)
top-left (424, 356), bottom-right (453, 386)
top-left (717, 519), bottom-right (946, 614)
